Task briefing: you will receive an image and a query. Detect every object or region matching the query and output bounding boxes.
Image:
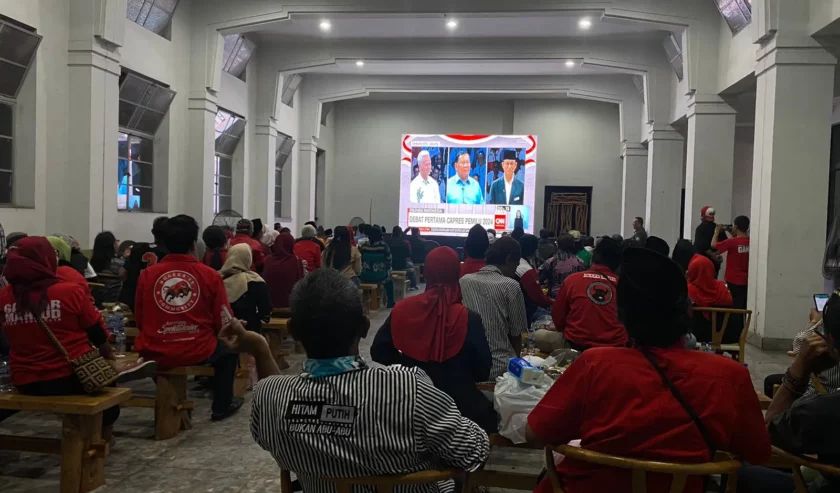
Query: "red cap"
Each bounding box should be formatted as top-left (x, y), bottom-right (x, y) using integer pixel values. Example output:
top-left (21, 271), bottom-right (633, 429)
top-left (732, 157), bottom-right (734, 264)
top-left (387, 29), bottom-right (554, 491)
top-left (700, 206), bottom-right (716, 222)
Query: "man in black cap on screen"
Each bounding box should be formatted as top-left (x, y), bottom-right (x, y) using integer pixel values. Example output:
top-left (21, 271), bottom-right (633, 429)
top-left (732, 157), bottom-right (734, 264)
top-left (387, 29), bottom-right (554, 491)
top-left (488, 149), bottom-right (525, 205)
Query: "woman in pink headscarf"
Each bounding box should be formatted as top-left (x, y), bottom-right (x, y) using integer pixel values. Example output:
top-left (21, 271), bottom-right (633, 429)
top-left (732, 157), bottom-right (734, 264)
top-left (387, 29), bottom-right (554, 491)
top-left (370, 246), bottom-right (497, 432)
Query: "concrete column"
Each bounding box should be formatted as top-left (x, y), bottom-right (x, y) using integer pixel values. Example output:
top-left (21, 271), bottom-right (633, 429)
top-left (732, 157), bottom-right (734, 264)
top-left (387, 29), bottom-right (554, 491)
top-left (184, 90), bottom-right (218, 228)
top-left (645, 126), bottom-right (685, 244)
top-left (747, 39), bottom-right (836, 349)
top-left (621, 143), bottom-right (648, 238)
top-left (296, 140), bottom-right (318, 227)
top-left (684, 95), bottom-right (737, 239)
top-left (250, 118), bottom-right (278, 223)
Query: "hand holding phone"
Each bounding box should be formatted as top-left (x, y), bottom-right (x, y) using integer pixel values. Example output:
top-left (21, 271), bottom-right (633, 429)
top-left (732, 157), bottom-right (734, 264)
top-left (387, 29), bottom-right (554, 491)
top-left (814, 294), bottom-right (830, 313)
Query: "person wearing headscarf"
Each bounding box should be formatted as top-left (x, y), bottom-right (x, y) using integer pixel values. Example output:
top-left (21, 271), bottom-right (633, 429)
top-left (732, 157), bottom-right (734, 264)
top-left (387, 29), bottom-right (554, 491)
top-left (47, 236), bottom-right (87, 290)
top-left (526, 247), bottom-right (771, 493)
top-left (53, 233), bottom-right (96, 279)
top-left (371, 247), bottom-right (496, 432)
top-left (322, 226), bottom-right (361, 286)
top-left (687, 254), bottom-right (734, 343)
top-left (220, 244), bottom-right (272, 334)
top-left (230, 219), bottom-right (265, 272)
top-left (263, 232), bottom-right (307, 308)
top-left (294, 224), bottom-right (323, 272)
top-left (461, 224), bottom-right (489, 278)
top-left (260, 229), bottom-right (280, 259)
top-left (0, 237), bottom-right (122, 439)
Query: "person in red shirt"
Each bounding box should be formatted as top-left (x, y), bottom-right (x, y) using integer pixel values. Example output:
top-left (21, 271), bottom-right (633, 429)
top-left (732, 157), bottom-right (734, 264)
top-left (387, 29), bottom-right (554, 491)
top-left (201, 225), bottom-right (228, 270)
top-left (293, 224), bottom-right (323, 272)
top-left (712, 215), bottom-right (750, 334)
top-left (0, 237), bottom-right (121, 437)
top-left (547, 237), bottom-right (627, 351)
top-left (230, 219), bottom-right (265, 272)
top-left (460, 224), bottom-right (488, 278)
top-left (134, 215), bottom-right (243, 421)
top-left (526, 247), bottom-right (771, 493)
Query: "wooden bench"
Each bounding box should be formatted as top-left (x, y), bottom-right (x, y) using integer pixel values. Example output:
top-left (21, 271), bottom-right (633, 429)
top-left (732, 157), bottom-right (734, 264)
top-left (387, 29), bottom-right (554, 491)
top-left (414, 263), bottom-right (424, 282)
top-left (360, 283), bottom-right (383, 311)
top-left (120, 354), bottom-right (251, 440)
top-left (0, 388), bottom-right (132, 493)
top-left (391, 271), bottom-right (410, 302)
top-left (264, 317), bottom-right (292, 367)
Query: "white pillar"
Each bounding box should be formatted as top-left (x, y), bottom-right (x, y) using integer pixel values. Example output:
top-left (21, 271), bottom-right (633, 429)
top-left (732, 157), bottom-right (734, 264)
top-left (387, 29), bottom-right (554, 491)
top-left (684, 94), bottom-right (737, 239)
top-left (621, 143), bottom-right (648, 237)
top-left (296, 140), bottom-right (318, 228)
top-left (645, 126), bottom-right (685, 244)
top-left (748, 39), bottom-right (836, 349)
top-left (250, 118), bottom-right (278, 222)
top-left (184, 91), bottom-right (218, 228)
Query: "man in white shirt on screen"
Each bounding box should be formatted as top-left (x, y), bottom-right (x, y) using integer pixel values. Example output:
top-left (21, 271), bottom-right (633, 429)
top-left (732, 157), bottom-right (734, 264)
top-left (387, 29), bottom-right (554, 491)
top-left (409, 151), bottom-right (442, 204)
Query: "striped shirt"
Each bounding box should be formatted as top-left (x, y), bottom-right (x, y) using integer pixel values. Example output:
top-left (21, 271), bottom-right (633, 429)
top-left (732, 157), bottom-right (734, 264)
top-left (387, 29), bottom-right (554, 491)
top-left (792, 322), bottom-right (840, 397)
top-left (459, 266), bottom-right (527, 379)
top-left (250, 366), bottom-right (490, 493)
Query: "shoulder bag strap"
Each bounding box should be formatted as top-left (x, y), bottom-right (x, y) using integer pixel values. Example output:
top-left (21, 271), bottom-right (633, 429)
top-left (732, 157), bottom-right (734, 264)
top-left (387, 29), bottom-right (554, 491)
top-left (29, 310), bottom-right (72, 363)
top-left (637, 347), bottom-right (717, 460)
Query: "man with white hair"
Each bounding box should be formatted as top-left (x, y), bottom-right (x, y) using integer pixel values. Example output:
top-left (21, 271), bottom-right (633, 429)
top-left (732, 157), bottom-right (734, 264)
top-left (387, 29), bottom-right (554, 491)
top-left (409, 150), bottom-right (442, 204)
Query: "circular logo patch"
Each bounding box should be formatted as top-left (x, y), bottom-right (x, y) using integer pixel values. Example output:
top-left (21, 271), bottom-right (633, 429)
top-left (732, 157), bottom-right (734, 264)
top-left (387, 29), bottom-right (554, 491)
top-left (587, 281), bottom-right (613, 305)
top-left (154, 270), bottom-right (200, 314)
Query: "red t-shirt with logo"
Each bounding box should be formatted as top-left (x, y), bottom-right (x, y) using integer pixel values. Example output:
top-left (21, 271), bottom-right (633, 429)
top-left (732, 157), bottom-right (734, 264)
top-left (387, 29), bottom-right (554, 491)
top-left (528, 347), bottom-right (771, 493)
top-left (134, 254), bottom-right (232, 369)
top-left (716, 237), bottom-right (750, 286)
top-left (0, 281), bottom-right (108, 386)
top-left (551, 264), bottom-right (628, 348)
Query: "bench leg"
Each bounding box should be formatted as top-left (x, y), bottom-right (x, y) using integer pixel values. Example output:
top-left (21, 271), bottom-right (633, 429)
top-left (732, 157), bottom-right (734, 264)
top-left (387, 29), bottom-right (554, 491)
top-left (155, 374), bottom-right (189, 440)
top-left (264, 331), bottom-right (290, 370)
top-left (370, 289), bottom-right (380, 310)
top-left (61, 413), bottom-right (104, 493)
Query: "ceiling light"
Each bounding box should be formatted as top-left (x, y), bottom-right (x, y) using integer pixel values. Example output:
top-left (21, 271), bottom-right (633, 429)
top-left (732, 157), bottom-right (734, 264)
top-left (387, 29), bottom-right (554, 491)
top-left (356, 60), bottom-right (364, 67)
top-left (578, 18), bottom-right (592, 29)
top-left (565, 60), bottom-right (575, 67)
top-left (446, 19), bottom-right (458, 29)
top-left (319, 20), bottom-right (331, 31)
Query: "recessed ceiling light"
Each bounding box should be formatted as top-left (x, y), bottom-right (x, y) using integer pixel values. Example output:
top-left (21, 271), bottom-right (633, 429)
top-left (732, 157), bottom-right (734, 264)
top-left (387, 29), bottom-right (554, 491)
top-left (565, 60), bottom-right (576, 67)
top-left (356, 60), bottom-right (364, 67)
top-left (319, 20), bottom-right (331, 31)
top-left (446, 19), bottom-right (458, 29)
top-left (578, 18), bottom-right (592, 29)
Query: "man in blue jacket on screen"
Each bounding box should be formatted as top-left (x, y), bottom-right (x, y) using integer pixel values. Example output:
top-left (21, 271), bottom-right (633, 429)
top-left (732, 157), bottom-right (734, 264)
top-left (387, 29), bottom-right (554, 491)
top-left (488, 149), bottom-right (525, 205)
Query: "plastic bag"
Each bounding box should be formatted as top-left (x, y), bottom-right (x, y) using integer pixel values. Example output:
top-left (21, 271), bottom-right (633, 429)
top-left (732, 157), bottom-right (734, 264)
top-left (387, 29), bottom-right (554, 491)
top-left (493, 372), bottom-right (553, 444)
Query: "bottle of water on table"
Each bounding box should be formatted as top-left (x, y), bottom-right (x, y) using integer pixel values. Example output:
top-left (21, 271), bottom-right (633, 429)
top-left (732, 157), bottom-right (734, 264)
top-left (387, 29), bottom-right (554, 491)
top-left (526, 327), bottom-right (537, 356)
top-left (0, 357), bottom-right (11, 393)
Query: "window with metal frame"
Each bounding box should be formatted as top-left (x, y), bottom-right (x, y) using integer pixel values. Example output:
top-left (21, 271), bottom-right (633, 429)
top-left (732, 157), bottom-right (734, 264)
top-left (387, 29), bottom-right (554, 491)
top-left (275, 134), bottom-right (295, 218)
top-left (126, 0), bottom-right (180, 38)
top-left (0, 102), bottom-right (12, 204)
top-left (214, 109), bottom-right (245, 214)
top-left (221, 34), bottom-right (256, 81)
top-left (715, 0), bottom-right (752, 35)
top-left (118, 71), bottom-right (176, 136)
top-left (118, 132), bottom-right (154, 211)
top-left (0, 16), bottom-right (42, 100)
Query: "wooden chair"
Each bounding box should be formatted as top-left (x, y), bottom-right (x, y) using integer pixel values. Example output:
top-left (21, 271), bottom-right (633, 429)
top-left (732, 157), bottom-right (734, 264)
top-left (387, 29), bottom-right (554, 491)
top-left (0, 388), bottom-right (132, 493)
top-left (772, 446), bottom-right (840, 493)
top-left (544, 445), bottom-right (742, 493)
top-left (691, 307), bottom-right (752, 363)
top-left (279, 469), bottom-right (470, 493)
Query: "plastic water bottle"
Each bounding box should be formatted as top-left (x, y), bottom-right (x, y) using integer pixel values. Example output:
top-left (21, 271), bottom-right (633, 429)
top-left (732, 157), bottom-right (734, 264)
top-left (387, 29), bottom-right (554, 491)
top-left (526, 328), bottom-right (537, 356)
top-left (114, 327), bottom-right (126, 358)
top-left (0, 358), bottom-right (11, 393)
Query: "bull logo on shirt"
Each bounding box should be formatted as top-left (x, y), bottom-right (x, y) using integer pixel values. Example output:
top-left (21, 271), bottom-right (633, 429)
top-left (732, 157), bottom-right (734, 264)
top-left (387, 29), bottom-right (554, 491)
top-left (153, 270), bottom-right (200, 314)
top-left (586, 281), bottom-right (613, 306)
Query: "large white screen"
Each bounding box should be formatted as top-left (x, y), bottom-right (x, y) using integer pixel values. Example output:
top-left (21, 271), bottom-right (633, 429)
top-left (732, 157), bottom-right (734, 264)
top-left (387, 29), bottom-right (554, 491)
top-left (399, 134), bottom-right (537, 237)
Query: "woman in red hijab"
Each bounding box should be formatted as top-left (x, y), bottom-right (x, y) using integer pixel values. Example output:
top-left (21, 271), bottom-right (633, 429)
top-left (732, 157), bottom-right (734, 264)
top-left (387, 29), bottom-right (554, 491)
top-left (0, 237), bottom-right (121, 438)
top-left (262, 232), bottom-right (307, 308)
top-left (687, 254), bottom-right (733, 343)
top-left (371, 246), bottom-right (497, 432)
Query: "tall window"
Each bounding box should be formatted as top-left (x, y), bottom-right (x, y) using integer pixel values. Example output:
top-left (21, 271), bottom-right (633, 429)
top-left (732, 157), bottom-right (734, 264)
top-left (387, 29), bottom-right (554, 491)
top-left (214, 109), bottom-right (245, 214)
top-left (0, 102), bottom-right (12, 204)
top-left (126, 0), bottom-right (180, 39)
top-left (715, 0), bottom-right (752, 34)
top-left (117, 70), bottom-right (175, 211)
top-left (221, 34), bottom-right (255, 82)
top-left (275, 134), bottom-right (295, 218)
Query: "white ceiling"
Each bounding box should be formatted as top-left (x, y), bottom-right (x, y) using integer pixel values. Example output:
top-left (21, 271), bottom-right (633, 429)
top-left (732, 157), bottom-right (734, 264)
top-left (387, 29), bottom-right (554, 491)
top-left (359, 92), bottom-right (572, 101)
top-left (311, 59), bottom-right (621, 76)
top-left (251, 12), bottom-right (667, 40)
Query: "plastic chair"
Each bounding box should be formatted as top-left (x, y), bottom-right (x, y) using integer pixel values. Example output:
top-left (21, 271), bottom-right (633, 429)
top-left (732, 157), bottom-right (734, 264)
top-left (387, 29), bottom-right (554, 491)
top-left (691, 307), bottom-right (752, 363)
top-left (544, 445), bottom-right (742, 493)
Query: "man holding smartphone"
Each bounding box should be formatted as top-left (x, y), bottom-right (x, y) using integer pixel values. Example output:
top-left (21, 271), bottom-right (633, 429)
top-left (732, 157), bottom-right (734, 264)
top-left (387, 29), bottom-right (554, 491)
top-left (712, 215), bottom-right (750, 311)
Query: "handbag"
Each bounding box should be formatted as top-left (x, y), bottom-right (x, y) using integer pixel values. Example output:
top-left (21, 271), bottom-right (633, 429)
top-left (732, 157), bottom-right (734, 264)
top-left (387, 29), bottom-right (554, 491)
top-left (31, 310), bottom-right (119, 393)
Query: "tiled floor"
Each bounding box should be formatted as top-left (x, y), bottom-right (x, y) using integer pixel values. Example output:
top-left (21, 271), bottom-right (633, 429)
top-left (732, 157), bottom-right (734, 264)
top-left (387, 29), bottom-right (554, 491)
top-left (0, 287), bottom-right (794, 493)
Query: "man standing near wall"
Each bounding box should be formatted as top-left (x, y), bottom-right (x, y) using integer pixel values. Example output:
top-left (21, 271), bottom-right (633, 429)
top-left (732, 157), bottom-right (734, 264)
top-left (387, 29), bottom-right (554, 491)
top-left (631, 217), bottom-right (648, 244)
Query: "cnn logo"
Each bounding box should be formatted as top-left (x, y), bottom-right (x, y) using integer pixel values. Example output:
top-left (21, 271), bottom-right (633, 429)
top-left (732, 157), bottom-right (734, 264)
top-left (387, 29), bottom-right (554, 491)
top-left (495, 217), bottom-right (506, 226)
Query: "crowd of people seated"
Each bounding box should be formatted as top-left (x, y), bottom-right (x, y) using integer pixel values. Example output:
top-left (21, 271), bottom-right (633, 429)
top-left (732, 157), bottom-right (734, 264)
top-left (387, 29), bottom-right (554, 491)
top-left (4, 204), bottom-right (840, 493)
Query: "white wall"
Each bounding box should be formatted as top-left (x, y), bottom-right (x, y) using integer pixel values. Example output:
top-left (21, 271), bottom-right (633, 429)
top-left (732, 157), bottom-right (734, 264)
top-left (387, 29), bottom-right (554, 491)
top-left (732, 127), bottom-right (754, 218)
top-left (327, 97), bottom-right (621, 235)
top-left (716, 17), bottom-right (757, 93)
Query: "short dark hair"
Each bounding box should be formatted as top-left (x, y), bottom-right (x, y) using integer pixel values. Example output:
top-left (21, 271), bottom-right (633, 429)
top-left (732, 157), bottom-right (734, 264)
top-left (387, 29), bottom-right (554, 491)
top-left (635, 216), bottom-right (644, 226)
top-left (392, 226), bottom-right (403, 238)
top-left (539, 229), bottom-right (552, 240)
top-left (202, 225), bottom-right (227, 250)
top-left (611, 234), bottom-right (624, 243)
top-left (410, 227), bottom-right (420, 236)
top-left (486, 228), bottom-right (497, 237)
top-left (583, 236), bottom-right (595, 248)
top-left (289, 269), bottom-right (366, 359)
top-left (592, 237), bottom-right (622, 271)
top-left (465, 224), bottom-right (490, 259)
top-left (280, 227), bottom-right (291, 234)
top-left (163, 215), bottom-right (199, 254)
top-left (456, 151), bottom-right (470, 162)
top-left (557, 234), bottom-right (576, 254)
top-left (152, 216), bottom-right (169, 244)
top-left (734, 215), bottom-right (749, 232)
top-left (305, 221), bottom-right (317, 228)
top-left (486, 236), bottom-right (521, 266)
top-left (519, 234), bottom-right (539, 259)
top-left (367, 226), bottom-right (382, 243)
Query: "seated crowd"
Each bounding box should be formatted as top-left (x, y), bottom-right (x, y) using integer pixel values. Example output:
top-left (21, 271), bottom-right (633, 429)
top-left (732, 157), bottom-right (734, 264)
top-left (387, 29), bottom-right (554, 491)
top-left (1, 207), bottom-right (838, 493)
